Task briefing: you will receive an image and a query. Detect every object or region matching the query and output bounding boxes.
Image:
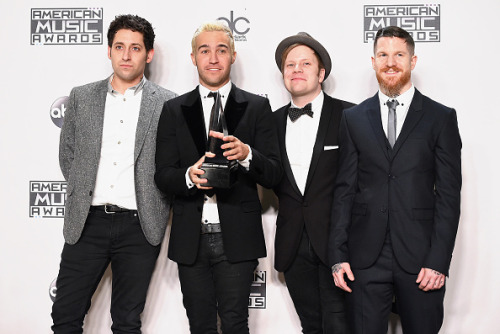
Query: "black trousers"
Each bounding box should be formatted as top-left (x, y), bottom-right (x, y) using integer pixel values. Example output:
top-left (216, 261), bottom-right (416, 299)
top-left (178, 232), bottom-right (258, 334)
top-left (284, 230), bottom-right (349, 334)
top-left (347, 233), bottom-right (445, 334)
top-left (51, 209), bottom-right (160, 334)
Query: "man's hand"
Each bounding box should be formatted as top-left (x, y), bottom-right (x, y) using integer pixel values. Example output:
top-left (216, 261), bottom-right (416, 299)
top-left (210, 130), bottom-right (249, 161)
top-left (416, 267), bottom-right (446, 291)
top-left (188, 154), bottom-right (215, 190)
top-left (332, 262), bottom-right (355, 293)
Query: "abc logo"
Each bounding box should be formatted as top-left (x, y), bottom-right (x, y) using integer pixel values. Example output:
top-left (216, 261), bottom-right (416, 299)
top-left (49, 278), bottom-right (57, 302)
top-left (50, 96), bottom-right (69, 128)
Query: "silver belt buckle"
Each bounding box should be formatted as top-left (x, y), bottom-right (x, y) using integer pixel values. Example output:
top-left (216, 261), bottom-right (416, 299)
top-left (104, 204), bottom-right (116, 214)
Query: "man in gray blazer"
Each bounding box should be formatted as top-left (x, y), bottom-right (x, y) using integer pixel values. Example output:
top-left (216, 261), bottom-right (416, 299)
top-left (51, 15), bottom-right (176, 333)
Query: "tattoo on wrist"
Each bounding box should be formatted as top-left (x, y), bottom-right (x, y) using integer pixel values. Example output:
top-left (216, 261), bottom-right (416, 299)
top-left (332, 263), bottom-right (343, 274)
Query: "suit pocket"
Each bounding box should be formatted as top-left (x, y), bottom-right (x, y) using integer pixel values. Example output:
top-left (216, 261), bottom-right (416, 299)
top-left (412, 208), bottom-right (434, 221)
top-left (351, 202), bottom-right (367, 216)
top-left (241, 200), bottom-right (262, 213)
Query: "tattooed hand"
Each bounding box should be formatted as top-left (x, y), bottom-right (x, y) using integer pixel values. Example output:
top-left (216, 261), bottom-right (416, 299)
top-left (416, 267), bottom-right (446, 291)
top-left (331, 262), bottom-right (355, 293)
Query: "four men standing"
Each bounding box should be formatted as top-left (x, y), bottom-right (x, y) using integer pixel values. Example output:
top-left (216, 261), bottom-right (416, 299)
top-left (52, 12), bottom-right (461, 334)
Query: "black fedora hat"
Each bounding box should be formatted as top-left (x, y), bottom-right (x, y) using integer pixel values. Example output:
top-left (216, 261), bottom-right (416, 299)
top-left (275, 32), bottom-right (332, 80)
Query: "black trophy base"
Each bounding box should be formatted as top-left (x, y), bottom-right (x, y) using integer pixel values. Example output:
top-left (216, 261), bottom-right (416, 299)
top-left (200, 158), bottom-right (237, 189)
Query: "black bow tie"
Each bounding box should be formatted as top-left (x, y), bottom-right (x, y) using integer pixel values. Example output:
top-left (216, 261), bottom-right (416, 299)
top-left (288, 103), bottom-right (313, 122)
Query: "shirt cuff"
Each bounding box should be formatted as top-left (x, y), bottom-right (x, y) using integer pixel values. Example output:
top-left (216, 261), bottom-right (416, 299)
top-left (185, 167), bottom-right (195, 189)
top-left (237, 145), bottom-right (252, 170)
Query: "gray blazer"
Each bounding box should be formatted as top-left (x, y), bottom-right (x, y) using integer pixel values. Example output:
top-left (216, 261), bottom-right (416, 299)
top-left (59, 77), bottom-right (177, 246)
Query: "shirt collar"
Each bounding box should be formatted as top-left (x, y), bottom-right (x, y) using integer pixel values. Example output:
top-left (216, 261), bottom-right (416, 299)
top-left (291, 90), bottom-right (324, 112)
top-left (378, 84), bottom-right (415, 107)
top-left (107, 74), bottom-right (146, 96)
top-left (199, 81), bottom-right (232, 100)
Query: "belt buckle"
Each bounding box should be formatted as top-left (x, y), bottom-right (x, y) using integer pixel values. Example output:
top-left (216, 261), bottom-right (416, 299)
top-left (104, 204), bottom-right (116, 214)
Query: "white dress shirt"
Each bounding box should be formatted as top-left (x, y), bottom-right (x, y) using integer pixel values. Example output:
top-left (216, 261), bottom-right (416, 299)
top-left (286, 91), bottom-right (324, 195)
top-left (185, 81), bottom-right (251, 225)
top-left (91, 75), bottom-right (144, 209)
top-left (379, 84), bottom-right (415, 140)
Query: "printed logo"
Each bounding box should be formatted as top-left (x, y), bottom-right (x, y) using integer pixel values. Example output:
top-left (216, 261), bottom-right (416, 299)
top-left (50, 96), bottom-right (68, 128)
top-left (218, 10), bottom-right (250, 42)
top-left (364, 4), bottom-right (440, 42)
top-left (49, 278), bottom-right (57, 302)
top-left (30, 181), bottom-right (67, 218)
top-left (31, 7), bottom-right (103, 45)
top-left (249, 270), bottom-right (266, 309)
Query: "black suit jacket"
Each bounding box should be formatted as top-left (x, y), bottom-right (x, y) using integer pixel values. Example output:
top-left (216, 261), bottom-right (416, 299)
top-left (329, 89), bottom-right (461, 276)
top-left (273, 94), bottom-right (355, 272)
top-left (155, 84), bottom-right (282, 265)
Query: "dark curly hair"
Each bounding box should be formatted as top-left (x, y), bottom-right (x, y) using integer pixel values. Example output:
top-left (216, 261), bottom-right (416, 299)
top-left (107, 14), bottom-right (155, 51)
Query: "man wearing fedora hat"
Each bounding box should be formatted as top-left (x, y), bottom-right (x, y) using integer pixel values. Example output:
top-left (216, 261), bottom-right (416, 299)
top-left (273, 32), bottom-right (353, 333)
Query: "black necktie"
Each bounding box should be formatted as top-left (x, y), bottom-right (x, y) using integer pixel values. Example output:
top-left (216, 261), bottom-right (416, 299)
top-left (288, 103), bottom-right (313, 122)
top-left (386, 99), bottom-right (399, 147)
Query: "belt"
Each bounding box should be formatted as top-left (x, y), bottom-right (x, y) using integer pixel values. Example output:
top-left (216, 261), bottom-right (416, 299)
top-left (90, 205), bottom-right (136, 214)
top-left (200, 223), bottom-right (222, 234)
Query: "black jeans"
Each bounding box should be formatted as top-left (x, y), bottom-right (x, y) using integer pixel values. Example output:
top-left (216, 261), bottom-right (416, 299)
top-left (284, 231), bottom-right (349, 334)
top-left (51, 209), bottom-right (160, 334)
top-left (178, 232), bottom-right (258, 334)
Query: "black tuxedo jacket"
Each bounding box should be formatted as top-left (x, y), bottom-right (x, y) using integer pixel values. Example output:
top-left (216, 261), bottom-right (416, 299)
top-left (155, 84), bottom-right (282, 265)
top-left (329, 89), bottom-right (461, 276)
top-left (273, 94), bottom-right (355, 272)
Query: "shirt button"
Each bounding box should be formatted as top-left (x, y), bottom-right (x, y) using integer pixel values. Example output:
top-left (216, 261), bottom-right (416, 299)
top-left (118, 141), bottom-right (121, 145)
top-left (110, 185), bottom-right (114, 189)
top-left (113, 162), bottom-right (117, 166)
top-left (123, 98), bottom-right (126, 101)
top-left (120, 120), bottom-right (123, 123)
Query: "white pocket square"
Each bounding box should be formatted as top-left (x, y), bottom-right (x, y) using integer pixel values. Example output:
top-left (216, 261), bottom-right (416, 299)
top-left (324, 145), bottom-right (339, 150)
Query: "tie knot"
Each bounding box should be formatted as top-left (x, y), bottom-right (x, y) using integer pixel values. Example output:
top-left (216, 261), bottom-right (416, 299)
top-left (387, 99), bottom-right (399, 110)
top-left (288, 103), bottom-right (313, 122)
top-left (208, 91), bottom-right (218, 99)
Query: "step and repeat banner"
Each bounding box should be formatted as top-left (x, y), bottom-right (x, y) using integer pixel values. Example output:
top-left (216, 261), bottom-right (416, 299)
top-left (1, 0), bottom-right (499, 333)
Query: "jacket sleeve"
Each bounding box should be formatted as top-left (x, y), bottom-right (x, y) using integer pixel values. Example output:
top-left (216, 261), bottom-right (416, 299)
top-left (245, 98), bottom-right (282, 189)
top-left (424, 108), bottom-right (462, 276)
top-left (154, 101), bottom-right (197, 197)
top-left (59, 88), bottom-right (77, 181)
top-left (329, 111), bottom-right (357, 266)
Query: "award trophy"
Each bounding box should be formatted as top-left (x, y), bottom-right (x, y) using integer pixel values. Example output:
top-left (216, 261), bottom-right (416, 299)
top-left (200, 92), bottom-right (238, 188)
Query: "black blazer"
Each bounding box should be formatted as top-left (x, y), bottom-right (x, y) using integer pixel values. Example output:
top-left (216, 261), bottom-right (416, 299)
top-left (273, 94), bottom-right (355, 272)
top-left (155, 84), bottom-right (282, 265)
top-left (329, 89), bottom-right (461, 276)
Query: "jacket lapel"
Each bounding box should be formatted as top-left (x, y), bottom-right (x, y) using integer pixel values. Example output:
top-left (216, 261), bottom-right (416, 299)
top-left (90, 79), bottom-right (108, 162)
top-left (134, 80), bottom-right (157, 161)
top-left (279, 104), bottom-right (302, 197)
top-left (391, 89), bottom-right (425, 158)
top-left (224, 85), bottom-right (248, 135)
top-left (181, 88), bottom-right (206, 157)
top-left (366, 93), bottom-right (391, 161)
top-left (303, 96), bottom-right (336, 194)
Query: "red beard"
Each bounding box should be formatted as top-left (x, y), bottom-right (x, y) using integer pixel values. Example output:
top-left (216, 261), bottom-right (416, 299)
top-left (376, 66), bottom-right (411, 97)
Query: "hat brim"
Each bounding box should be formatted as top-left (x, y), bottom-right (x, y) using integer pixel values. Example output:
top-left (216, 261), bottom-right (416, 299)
top-left (275, 33), bottom-right (332, 80)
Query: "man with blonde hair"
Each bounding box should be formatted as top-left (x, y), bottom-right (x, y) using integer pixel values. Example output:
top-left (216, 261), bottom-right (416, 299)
top-left (155, 21), bottom-right (281, 334)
